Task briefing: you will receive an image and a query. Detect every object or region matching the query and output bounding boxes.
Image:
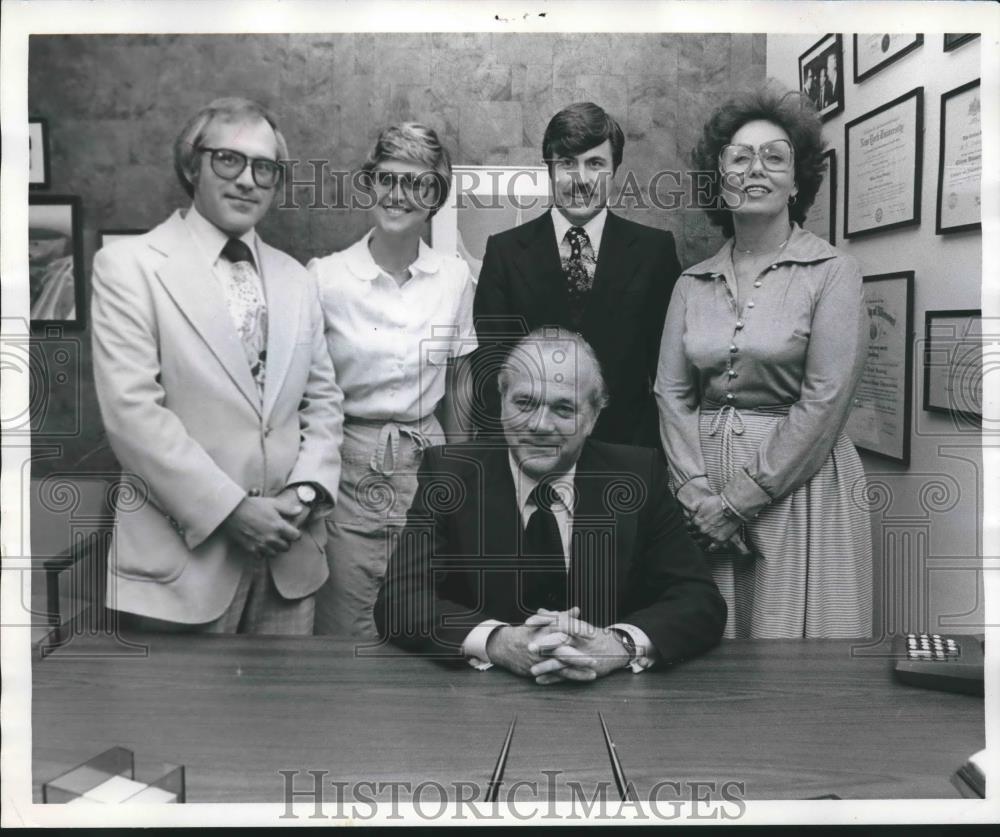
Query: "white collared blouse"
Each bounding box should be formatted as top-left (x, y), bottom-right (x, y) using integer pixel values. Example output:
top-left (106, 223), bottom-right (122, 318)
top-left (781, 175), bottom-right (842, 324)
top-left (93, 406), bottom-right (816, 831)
top-left (309, 230), bottom-right (477, 421)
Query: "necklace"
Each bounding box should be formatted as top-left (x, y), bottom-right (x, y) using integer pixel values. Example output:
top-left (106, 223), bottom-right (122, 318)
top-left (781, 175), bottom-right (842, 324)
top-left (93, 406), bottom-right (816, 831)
top-left (733, 228), bottom-right (793, 255)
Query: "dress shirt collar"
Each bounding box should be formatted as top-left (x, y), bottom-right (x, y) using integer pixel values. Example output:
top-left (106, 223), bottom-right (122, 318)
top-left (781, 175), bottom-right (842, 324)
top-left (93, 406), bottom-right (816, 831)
top-left (682, 222), bottom-right (837, 281)
top-left (184, 203), bottom-right (259, 266)
top-left (344, 228), bottom-right (443, 282)
top-left (507, 452), bottom-right (577, 516)
top-left (550, 206), bottom-right (608, 255)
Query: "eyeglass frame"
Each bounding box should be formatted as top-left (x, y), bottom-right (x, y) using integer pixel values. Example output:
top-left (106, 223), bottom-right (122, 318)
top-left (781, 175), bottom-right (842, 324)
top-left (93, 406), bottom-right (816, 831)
top-left (718, 139), bottom-right (796, 174)
top-left (361, 168), bottom-right (444, 196)
top-left (196, 146), bottom-right (285, 189)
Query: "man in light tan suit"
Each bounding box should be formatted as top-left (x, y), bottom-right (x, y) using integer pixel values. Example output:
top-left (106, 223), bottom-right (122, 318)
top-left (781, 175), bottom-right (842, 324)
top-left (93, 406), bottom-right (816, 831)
top-left (92, 97), bottom-right (344, 634)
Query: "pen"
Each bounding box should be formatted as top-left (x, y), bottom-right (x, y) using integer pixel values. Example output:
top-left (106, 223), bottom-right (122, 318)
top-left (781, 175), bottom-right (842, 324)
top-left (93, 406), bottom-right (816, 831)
top-left (598, 711), bottom-right (637, 802)
top-left (485, 716), bottom-right (517, 803)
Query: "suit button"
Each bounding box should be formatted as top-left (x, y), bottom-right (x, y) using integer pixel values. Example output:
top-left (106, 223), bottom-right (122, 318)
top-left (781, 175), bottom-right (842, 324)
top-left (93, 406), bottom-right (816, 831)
top-left (248, 488), bottom-right (262, 497)
top-left (264, 426), bottom-right (272, 437)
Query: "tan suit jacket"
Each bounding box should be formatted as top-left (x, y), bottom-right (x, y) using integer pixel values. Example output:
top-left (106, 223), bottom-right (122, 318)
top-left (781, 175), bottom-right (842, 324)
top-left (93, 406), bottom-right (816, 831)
top-left (91, 209), bottom-right (344, 623)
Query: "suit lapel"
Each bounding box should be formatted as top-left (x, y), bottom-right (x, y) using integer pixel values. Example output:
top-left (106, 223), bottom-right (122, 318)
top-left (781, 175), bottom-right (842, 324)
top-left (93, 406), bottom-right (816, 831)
top-left (569, 442), bottom-right (633, 625)
top-left (150, 212), bottom-right (261, 414)
top-left (478, 447), bottom-right (522, 619)
top-left (583, 211), bottom-right (640, 337)
top-left (513, 212), bottom-right (568, 328)
top-left (259, 240), bottom-right (302, 421)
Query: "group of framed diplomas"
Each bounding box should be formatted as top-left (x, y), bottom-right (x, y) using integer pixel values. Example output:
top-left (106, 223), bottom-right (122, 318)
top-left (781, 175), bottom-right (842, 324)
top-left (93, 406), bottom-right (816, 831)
top-left (799, 34), bottom-right (983, 466)
top-left (843, 272), bottom-right (983, 467)
top-left (797, 33), bottom-right (982, 246)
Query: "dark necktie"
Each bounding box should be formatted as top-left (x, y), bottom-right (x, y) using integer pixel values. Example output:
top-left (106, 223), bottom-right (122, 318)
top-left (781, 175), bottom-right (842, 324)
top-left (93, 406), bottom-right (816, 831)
top-left (221, 237), bottom-right (257, 271)
top-left (220, 237), bottom-right (267, 392)
top-left (520, 482), bottom-right (568, 613)
top-left (563, 226), bottom-right (593, 332)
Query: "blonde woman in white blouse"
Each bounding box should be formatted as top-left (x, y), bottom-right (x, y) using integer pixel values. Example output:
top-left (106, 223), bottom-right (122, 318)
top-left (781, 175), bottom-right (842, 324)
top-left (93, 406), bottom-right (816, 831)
top-left (655, 91), bottom-right (872, 639)
top-left (309, 123), bottom-right (476, 639)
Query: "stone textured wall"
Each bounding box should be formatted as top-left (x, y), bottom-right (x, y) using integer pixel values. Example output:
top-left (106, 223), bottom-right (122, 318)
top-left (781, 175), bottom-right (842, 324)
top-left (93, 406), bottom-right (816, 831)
top-left (28, 32), bottom-right (766, 474)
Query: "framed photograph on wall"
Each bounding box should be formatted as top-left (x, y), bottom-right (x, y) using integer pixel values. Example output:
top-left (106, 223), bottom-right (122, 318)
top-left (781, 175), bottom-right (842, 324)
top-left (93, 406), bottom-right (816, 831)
top-left (944, 34), bottom-right (979, 52)
top-left (798, 34), bottom-right (844, 121)
top-left (923, 309), bottom-right (982, 420)
top-left (844, 272), bottom-right (914, 465)
top-left (803, 148), bottom-right (837, 244)
top-left (853, 34), bottom-right (923, 83)
top-left (936, 78), bottom-right (981, 235)
top-left (29, 118), bottom-right (50, 188)
top-left (98, 228), bottom-right (147, 249)
top-left (844, 88), bottom-right (924, 239)
top-left (29, 195), bottom-right (85, 328)
top-left (431, 165), bottom-right (549, 281)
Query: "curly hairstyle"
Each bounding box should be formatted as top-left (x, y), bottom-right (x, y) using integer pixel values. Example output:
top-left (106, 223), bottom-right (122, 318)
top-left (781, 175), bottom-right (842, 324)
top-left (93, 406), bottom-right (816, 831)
top-left (691, 89), bottom-right (828, 237)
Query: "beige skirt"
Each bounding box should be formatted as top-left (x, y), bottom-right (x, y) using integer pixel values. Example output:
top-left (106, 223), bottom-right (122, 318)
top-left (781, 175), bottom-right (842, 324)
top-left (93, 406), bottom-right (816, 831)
top-left (699, 407), bottom-right (873, 639)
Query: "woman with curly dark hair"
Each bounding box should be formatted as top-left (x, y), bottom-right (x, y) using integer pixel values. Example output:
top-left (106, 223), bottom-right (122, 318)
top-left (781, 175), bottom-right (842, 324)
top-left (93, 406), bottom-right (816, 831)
top-left (654, 89), bottom-right (872, 638)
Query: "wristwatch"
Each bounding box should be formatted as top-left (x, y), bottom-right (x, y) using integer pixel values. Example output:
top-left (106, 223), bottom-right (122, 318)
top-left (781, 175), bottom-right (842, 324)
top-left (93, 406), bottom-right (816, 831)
top-left (295, 483), bottom-right (318, 507)
top-left (611, 628), bottom-right (637, 668)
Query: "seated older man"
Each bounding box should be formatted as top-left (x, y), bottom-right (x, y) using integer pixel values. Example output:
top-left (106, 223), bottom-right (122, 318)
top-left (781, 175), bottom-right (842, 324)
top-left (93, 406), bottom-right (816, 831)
top-left (376, 328), bottom-right (726, 684)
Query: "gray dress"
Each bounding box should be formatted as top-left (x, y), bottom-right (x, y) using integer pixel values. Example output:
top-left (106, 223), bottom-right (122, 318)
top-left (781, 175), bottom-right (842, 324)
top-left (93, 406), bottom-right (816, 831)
top-left (655, 225), bottom-right (873, 638)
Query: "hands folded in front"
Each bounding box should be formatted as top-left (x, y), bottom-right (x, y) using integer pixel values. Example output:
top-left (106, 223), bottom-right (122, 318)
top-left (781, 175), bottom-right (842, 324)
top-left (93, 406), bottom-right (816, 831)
top-left (485, 606), bottom-right (631, 685)
top-left (221, 487), bottom-right (309, 559)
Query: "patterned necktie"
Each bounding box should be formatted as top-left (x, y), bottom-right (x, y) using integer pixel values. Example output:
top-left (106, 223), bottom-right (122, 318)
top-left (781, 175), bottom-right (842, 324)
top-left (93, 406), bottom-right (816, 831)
top-left (563, 226), bottom-right (594, 332)
top-left (221, 237), bottom-right (267, 394)
top-left (520, 482), bottom-right (569, 613)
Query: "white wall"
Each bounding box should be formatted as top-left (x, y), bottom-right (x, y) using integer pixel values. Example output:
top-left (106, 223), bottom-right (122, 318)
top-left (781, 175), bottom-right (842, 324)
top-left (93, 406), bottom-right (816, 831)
top-left (766, 34), bottom-right (984, 638)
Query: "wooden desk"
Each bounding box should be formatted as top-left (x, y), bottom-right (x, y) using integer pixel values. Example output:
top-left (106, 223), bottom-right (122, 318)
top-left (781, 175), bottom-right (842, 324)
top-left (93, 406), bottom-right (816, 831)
top-left (33, 635), bottom-right (983, 804)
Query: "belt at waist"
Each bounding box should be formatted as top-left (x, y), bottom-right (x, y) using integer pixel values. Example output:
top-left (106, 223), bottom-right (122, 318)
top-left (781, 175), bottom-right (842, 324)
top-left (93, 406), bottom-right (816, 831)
top-left (700, 402), bottom-right (793, 416)
top-left (344, 415), bottom-right (436, 476)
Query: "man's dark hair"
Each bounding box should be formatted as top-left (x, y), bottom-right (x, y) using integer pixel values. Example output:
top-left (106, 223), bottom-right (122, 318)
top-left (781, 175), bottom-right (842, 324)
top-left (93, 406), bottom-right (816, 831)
top-left (542, 102), bottom-right (625, 173)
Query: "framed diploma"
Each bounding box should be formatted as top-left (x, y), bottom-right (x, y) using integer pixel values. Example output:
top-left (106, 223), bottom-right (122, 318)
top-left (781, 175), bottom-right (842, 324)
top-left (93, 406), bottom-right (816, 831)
top-left (29, 118), bottom-right (50, 188)
top-left (853, 34), bottom-right (923, 83)
top-left (944, 34), bottom-right (979, 52)
top-left (936, 79), bottom-right (981, 235)
top-left (844, 88), bottom-right (924, 239)
top-left (803, 149), bottom-right (836, 244)
top-left (798, 34), bottom-right (844, 122)
top-left (845, 272), bottom-right (914, 465)
top-left (923, 309), bottom-right (982, 420)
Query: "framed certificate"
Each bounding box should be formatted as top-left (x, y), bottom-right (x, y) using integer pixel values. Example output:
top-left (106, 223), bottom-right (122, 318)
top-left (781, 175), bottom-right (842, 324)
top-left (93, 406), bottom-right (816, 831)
top-left (798, 34), bottom-right (844, 122)
top-left (936, 79), bottom-right (981, 235)
top-left (845, 272), bottom-right (914, 465)
top-left (944, 34), bottom-right (979, 52)
top-left (803, 149), bottom-right (836, 245)
top-left (844, 88), bottom-right (924, 239)
top-left (29, 118), bottom-right (50, 188)
top-left (853, 34), bottom-right (923, 83)
top-left (29, 195), bottom-right (85, 328)
top-left (923, 309), bottom-right (982, 420)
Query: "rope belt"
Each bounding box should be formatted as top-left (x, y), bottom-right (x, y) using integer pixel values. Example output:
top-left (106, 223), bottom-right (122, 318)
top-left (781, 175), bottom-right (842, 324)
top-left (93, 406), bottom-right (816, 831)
top-left (704, 403), bottom-right (792, 480)
top-left (345, 417), bottom-right (434, 477)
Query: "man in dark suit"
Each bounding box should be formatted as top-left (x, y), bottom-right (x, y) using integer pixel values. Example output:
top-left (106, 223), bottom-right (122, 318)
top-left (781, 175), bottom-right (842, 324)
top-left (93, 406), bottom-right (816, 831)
top-left (472, 102), bottom-right (681, 449)
top-left (376, 329), bottom-right (726, 684)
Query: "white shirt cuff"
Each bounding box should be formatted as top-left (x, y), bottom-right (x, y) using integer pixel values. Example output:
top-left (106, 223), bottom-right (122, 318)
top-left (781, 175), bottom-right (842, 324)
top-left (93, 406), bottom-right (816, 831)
top-left (609, 623), bottom-right (658, 673)
top-left (462, 619), bottom-right (508, 670)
